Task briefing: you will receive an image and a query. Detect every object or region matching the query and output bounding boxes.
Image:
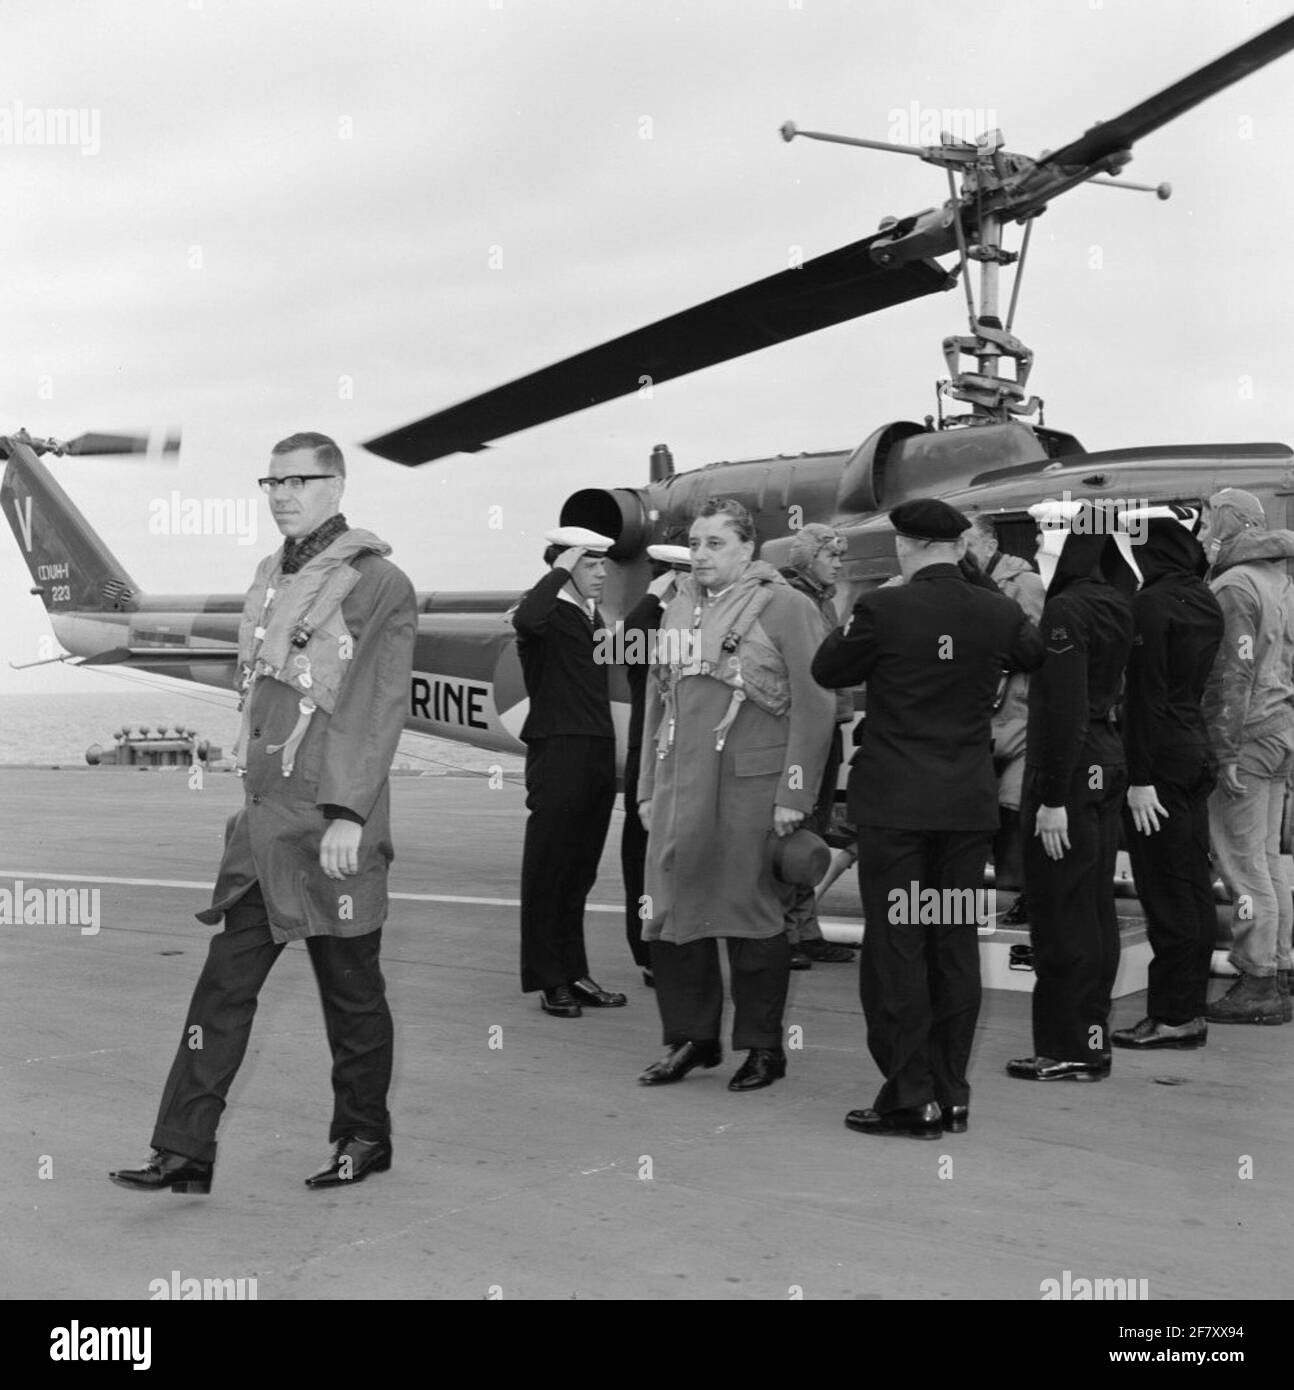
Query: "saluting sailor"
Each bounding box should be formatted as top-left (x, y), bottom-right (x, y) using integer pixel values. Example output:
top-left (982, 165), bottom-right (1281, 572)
top-left (513, 525), bottom-right (627, 1017)
top-left (111, 431), bottom-right (417, 1194)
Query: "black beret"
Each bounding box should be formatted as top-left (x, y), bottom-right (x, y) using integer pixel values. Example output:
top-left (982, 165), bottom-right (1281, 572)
top-left (889, 498), bottom-right (971, 541)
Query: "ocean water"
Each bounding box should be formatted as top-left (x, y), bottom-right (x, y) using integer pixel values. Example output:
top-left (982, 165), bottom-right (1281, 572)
top-left (0, 691), bottom-right (520, 775)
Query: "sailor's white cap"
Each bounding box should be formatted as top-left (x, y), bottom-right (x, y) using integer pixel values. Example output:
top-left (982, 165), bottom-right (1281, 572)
top-left (544, 525), bottom-right (616, 552)
top-left (647, 543), bottom-right (693, 567)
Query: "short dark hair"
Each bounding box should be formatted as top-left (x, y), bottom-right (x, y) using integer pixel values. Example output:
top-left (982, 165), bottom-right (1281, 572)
top-left (271, 431), bottom-right (345, 478)
top-left (694, 496), bottom-right (755, 544)
top-left (542, 542), bottom-right (564, 567)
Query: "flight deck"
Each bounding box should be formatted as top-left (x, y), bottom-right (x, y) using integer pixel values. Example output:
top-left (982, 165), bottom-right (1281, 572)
top-left (1, 766), bottom-right (1289, 1302)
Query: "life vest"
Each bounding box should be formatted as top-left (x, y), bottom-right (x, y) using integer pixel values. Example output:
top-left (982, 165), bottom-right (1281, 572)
top-left (233, 528), bottom-right (392, 776)
top-left (654, 566), bottom-right (790, 756)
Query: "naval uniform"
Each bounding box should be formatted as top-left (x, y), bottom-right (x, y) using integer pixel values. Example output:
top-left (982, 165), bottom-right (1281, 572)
top-left (1121, 524), bottom-right (1222, 1024)
top-left (513, 566), bottom-right (616, 993)
top-left (813, 563), bottom-right (1044, 1113)
top-left (620, 589), bottom-right (664, 972)
top-left (1022, 575), bottom-right (1135, 1060)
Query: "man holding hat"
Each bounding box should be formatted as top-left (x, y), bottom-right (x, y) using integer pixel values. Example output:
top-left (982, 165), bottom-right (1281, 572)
top-left (513, 526), bottom-right (626, 1018)
top-left (813, 498), bottom-right (1044, 1138)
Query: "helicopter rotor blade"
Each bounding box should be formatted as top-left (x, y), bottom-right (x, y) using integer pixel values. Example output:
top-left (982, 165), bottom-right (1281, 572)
top-left (1040, 13), bottom-right (1294, 171)
top-left (62, 429), bottom-right (182, 459)
top-left (364, 236), bottom-right (955, 465)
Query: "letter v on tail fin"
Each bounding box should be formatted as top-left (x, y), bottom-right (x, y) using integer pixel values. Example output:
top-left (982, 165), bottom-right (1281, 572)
top-left (0, 435), bottom-right (140, 615)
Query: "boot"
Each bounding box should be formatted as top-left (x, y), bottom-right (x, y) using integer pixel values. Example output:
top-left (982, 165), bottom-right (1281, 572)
top-left (1205, 972), bottom-right (1285, 1025)
top-left (1278, 969), bottom-right (1293, 1024)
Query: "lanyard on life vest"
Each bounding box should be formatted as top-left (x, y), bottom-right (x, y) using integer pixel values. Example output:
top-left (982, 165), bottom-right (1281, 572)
top-left (234, 583), bottom-right (322, 778)
top-left (657, 582), bottom-right (775, 756)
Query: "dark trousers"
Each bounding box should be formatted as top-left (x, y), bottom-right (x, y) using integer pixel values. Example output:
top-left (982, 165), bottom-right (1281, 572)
top-left (1023, 765), bottom-right (1127, 1060)
top-left (1124, 750), bottom-right (1217, 1023)
top-left (620, 753), bottom-right (651, 969)
top-left (786, 727), bottom-right (844, 944)
top-left (649, 935), bottom-right (790, 1050)
top-left (856, 826), bottom-right (989, 1113)
top-left (152, 882), bottom-right (392, 1164)
top-left (993, 805), bottom-right (1025, 893)
top-left (520, 735), bottom-right (616, 992)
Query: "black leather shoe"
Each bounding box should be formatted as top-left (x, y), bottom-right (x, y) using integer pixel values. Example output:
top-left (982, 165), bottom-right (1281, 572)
top-left (638, 1040), bottom-right (722, 1085)
top-left (727, 1048), bottom-right (787, 1091)
top-left (539, 985), bottom-right (582, 1018)
top-left (642, 969), bottom-right (655, 989)
top-left (941, 1104), bottom-right (969, 1133)
top-left (845, 1102), bottom-right (942, 1139)
top-left (1111, 1016), bottom-right (1207, 1049)
top-left (1008, 944), bottom-right (1034, 971)
top-left (788, 947), bottom-right (812, 971)
top-left (304, 1135), bottom-right (392, 1188)
top-left (570, 976), bottom-right (627, 1007)
top-left (109, 1149), bottom-right (213, 1194)
top-left (1000, 895), bottom-right (1029, 926)
top-left (802, 940), bottom-right (856, 963)
top-left (1006, 1055), bottom-right (1110, 1082)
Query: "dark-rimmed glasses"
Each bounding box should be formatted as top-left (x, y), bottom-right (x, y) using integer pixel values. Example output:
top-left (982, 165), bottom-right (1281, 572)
top-left (257, 475), bottom-right (336, 493)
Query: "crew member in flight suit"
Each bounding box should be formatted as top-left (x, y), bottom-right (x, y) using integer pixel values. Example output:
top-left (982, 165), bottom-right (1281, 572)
top-left (813, 498), bottom-right (1044, 1139)
top-left (1007, 500), bottom-right (1138, 1082)
top-left (110, 431), bottom-right (417, 1194)
top-left (514, 525), bottom-right (627, 1018)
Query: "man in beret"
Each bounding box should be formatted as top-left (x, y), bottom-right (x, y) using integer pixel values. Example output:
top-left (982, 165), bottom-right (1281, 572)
top-left (813, 497), bottom-right (1044, 1138)
top-left (513, 527), bottom-right (627, 1018)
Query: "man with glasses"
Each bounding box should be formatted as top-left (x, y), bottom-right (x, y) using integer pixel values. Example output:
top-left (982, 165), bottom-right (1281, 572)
top-left (110, 431), bottom-right (417, 1194)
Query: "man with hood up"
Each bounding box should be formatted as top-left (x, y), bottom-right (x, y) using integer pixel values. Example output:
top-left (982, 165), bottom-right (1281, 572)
top-left (1007, 500), bottom-right (1138, 1082)
top-left (1112, 506), bottom-right (1222, 1050)
top-left (778, 522), bottom-right (857, 967)
top-left (1199, 488), bottom-right (1294, 1026)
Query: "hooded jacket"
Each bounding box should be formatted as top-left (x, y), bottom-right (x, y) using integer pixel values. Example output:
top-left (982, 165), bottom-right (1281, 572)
top-left (1201, 528), bottom-right (1294, 763)
top-left (984, 551), bottom-right (1045, 765)
top-left (1025, 531), bottom-right (1135, 807)
top-left (1122, 520), bottom-right (1223, 785)
top-left (780, 564), bottom-right (853, 724)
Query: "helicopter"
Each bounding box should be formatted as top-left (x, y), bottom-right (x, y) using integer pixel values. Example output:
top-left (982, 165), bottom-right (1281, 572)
top-left (4, 12), bottom-right (1294, 768)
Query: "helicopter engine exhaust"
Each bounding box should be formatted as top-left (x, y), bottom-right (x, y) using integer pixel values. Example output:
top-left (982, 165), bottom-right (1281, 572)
top-left (558, 487), bottom-right (651, 560)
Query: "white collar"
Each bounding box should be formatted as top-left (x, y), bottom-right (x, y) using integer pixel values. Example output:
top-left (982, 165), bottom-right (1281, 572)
top-left (558, 587), bottom-right (595, 618)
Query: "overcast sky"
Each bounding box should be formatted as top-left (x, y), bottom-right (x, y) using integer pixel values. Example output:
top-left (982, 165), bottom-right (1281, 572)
top-left (3, 0), bottom-right (1292, 692)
